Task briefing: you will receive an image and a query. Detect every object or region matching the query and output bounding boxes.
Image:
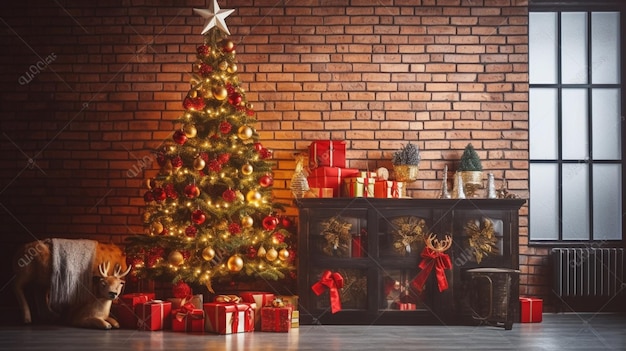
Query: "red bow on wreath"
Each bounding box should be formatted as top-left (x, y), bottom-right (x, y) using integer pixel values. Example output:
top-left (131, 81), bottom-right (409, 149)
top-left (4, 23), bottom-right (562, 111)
top-left (311, 270), bottom-right (344, 314)
top-left (412, 234), bottom-right (453, 292)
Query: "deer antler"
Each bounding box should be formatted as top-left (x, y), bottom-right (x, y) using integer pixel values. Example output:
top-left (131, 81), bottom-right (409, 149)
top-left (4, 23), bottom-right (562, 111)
top-left (425, 234), bottom-right (452, 253)
top-left (98, 261), bottom-right (110, 278)
top-left (113, 263), bottom-right (132, 278)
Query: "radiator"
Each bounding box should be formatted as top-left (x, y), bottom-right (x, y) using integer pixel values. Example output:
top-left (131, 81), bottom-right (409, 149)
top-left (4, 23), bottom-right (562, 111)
top-left (551, 248), bottom-right (624, 298)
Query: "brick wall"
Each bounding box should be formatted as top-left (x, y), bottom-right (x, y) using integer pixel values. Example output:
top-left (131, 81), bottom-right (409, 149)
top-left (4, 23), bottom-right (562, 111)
top-left (0, 0), bottom-right (544, 318)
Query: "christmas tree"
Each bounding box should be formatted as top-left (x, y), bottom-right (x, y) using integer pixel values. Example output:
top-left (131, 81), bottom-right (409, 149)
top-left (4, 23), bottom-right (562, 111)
top-left (125, 1), bottom-right (296, 293)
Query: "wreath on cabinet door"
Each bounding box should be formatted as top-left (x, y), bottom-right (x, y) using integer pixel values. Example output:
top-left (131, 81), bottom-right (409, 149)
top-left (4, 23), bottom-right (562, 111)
top-left (465, 218), bottom-right (499, 264)
top-left (391, 216), bottom-right (428, 255)
top-left (320, 216), bottom-right (352, 257)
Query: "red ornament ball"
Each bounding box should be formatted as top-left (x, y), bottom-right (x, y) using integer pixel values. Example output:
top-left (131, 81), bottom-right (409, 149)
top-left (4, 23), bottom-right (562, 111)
top-left (281, 217), bottom-right (292, 228)
top-left (219, 121), bottom-right (232, 134)
top-left (183, 97), bottom-right (194, 110)
top-left (208, 159), bottom-right (222, 172)
top-left (221, 39), bottom-right (236, 53)
top-left (152, 187), bottom-right (167, 202)
top-left (253, 143), bottom-right (263, 152)
top-left (171, 155), bottom-right (183, 169)
top-left (259, 174), bottom-right (273, 188)
top-left (272, 232), bottom-right (285, 244)
top-left (228, 93), bottom-right (242, 106)
top-left (228, 222), bottom-right (242, 235)
top-left (218, 153), bottom-right (230, 164)
top-left (184, 184), bottom-right (200, 198)
top-left (143, 190), bottom-right (154, 202)
top-left (199, 63), bottom-right (212, 76)
top-left (191, 209), bottom-right (206, 225)
top-left (173, 130), bottom-right (188, 145)
top-left (185, 225), bottom-right (197, 238)
top-left (262, 215), bottom-right (279, 231)
top-left (222, 189), bottom-right (236, 203)
top-left (172, 280), bottom-right (192, 299)
top-left (259, 148), bottom-right (272, 159)
top-left (197, 45), bottom-right (209, 56)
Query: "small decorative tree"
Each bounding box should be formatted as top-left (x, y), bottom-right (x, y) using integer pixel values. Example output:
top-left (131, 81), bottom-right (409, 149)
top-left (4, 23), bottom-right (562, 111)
top-left (458, 143), bottom-right (483, 197)
top-left (458, 143), bottom-right (482, 171)
top-left (392, 142), bottom-right (420, 183)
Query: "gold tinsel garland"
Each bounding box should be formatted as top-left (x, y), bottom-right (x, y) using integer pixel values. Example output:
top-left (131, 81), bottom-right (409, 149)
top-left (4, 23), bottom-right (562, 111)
top-left (465, 218), bottom-right (499, 264)
top-left (321, 216), bottom-right (352, 257)
top-left (391, 216), bottom-right (428, 255)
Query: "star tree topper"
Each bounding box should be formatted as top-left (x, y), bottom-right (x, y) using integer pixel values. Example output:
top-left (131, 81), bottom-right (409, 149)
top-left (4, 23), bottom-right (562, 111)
top-left (193, 0), bottom-right (235, 35)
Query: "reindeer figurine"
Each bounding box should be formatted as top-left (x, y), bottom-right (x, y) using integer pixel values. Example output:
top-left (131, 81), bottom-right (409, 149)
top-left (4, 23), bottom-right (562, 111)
top-left (69, 261), bottom-right (131, 329)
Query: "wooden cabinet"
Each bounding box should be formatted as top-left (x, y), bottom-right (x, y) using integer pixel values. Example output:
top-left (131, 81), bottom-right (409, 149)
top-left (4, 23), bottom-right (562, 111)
top-left (297, 198), bottom-right (525, 325)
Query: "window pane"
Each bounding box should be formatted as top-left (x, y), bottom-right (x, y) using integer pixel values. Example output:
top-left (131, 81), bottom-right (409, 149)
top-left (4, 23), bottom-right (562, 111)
top-left (562, 89), bottom-right (589, 160)
top-left (592, 88), bottom-right (622, 160)
top-left (562, 164), bottom-right (590, 240)
top-left (530, 88), bottom-right (558, 159)
top-left (561, 12), bottom-right (588, 84)
top-left (530, 12), bottom-right (558, 84)
top-left (593, 164), bottom-right (622, 240)
top-left (591, 12), bottom-right (621, 84)
top-left (530, 164), bottom-right (559, 240)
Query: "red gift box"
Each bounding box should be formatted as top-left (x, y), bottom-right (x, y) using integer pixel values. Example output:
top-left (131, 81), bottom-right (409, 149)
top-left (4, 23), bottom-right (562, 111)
top-left (308, 140), bottom-right (346, 169)
top-left (374, 180), bottom-right (404, 198)
top-left (520, 297), bottom-right (542, 323)
top-left (203, 302), bottom-right (255, 334)
top-left (308, 167), bottom-right (359, 197)
top-left (239, 291), bottom-right (275, 330)
top-left (172, 308), bottom-right (204, 332)
top-left (137, 300), bottom-right (172, 331)
top-left (261, 306), bottom-right (293, 332)
top-left (397, 303), bottom-right (416, 310)
top-left (113, 292), bottom-right (155, 329)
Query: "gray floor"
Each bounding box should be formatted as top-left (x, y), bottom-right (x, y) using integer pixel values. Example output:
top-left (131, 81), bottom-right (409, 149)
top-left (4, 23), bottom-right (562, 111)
top-left (1, 313), bottom-right (625, 350)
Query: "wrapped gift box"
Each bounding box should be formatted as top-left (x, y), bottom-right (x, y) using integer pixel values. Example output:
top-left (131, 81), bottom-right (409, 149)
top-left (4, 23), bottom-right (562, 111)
top-left (343, 177), bottom-right (376, 197)
top-left (261, 306), bottom-right (293, 332)
top-left (239, 291), bottom-right (275, 330)
top-left (308, 167), bottom-right (359, 197)
top-left (520, 297), bottom-right (543, 323)
top-left (374, 180), bottom-right (404, 198)
top-left (308, 140), bottom-right (346, 169)
top-left (113, 292), bottom-right (155, 329)
top-left (172, 308), bottom-right (204, 332)
top-left (309, 187), bottom-right (334, 198)
top-left (168, 294), bottom-right (203, 310)
top-left (291, 310), bottom-right (299, 328)
top-left (204, 302), bottom-right (255, 334)
top-left (137, 300), bottom-right (172, 331)
top-left (397, 303), bottom-right (416, 310)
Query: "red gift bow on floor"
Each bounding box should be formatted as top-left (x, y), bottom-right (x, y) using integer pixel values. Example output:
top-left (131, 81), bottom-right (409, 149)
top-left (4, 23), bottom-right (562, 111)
top-left (411, 246), bottom-right (452, 292)
top-left (311, 270), bottom-right (344, 313)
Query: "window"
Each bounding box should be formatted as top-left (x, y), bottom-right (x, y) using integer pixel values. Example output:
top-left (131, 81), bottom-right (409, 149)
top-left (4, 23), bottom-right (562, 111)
top-left (529, 8), bottom-right (623, 242)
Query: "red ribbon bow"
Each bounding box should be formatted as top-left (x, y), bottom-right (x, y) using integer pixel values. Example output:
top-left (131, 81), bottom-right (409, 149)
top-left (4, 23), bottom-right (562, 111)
top-left (311, 270), bottom-right (344, 314)
top-left (174, 302), bottom-right (196, 322)
top-left (411, 247), bottom-right (452, 292)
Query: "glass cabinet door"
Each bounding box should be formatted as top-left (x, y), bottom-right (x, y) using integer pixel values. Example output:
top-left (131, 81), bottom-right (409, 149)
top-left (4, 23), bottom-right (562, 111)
top-left (308, 210), bottom-right (368, 259)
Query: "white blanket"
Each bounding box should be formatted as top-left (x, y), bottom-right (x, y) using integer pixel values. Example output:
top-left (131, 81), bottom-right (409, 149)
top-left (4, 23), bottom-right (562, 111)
top-left (49, 238), bottom-right (97, 310)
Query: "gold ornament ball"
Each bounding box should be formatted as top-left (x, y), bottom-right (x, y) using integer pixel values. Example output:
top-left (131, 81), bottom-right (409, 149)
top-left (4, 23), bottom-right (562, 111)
top-left (142, 211), bottom-right (151, 222)
top-left (241, 163), bottom-right (253, 175)
top-left (202, 247), bottom-right (216, 261)
top-left (278, 248), bottom-right (290, 261)
top-left (266, 248), bottom-right (278, 261)
top-left (218, 61), bottom-right (229, 71)
top-left (227, 255), bottom-right (244, 272)
top-left (241, 215), bottom-right (254, 228)
top-left (246, 190), bottom-right (261, 203)
top-left (183, 124), bottom-right (198, 138)
top-left (223, 40), bottom-right (235, 52)
top-left (257, 246), bottom-right (267, 258)
top-left (168, 251), bottom-right (184, 266)
top-left (213, 86), bottom-right (228, 100)
top-left (237, 126), bottom-right (253, 140)
top-left (193, 157), bottom-right (206, 170)
top-left (227, 64), bottom-right (238, 73)
top-left (151, 221), bottom-right (164, 235)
